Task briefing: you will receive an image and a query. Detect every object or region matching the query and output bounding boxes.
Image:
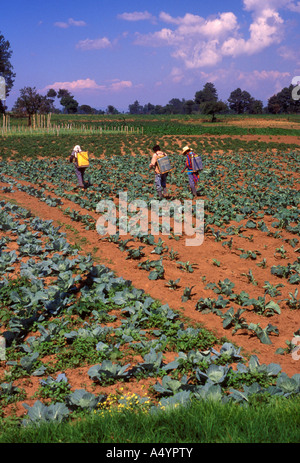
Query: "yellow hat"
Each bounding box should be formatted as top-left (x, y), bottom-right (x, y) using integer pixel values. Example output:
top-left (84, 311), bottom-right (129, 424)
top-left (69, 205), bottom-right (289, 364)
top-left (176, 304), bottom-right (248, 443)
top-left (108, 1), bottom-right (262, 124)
top-left (182, 146), bottom-right (190, 154)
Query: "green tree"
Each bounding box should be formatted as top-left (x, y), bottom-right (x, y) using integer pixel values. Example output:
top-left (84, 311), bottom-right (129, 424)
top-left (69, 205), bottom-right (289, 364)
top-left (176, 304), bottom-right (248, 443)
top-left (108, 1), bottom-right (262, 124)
top-left (202, 100), bottom-right (228, 122)
top-left (79, 104), bottom-right (95, 114)
top-left (12, 87), bottom-right (42, 126)
top-left (249, 99), bottom-right (263, 114)
top-left (128, 100), bottom-right (143, 114)
top-left (142, 102), bottom-right (155, 114)
top-left (0, 31), bottom-right (16, 113)
top-left (165, 98), bottom-right (185, 114)
top-left (57, 89), bottom-right (78, 114)
top-left (195, 82), bottom-right (218, 106)
top-left (267, 94), bottom-right (281, 114)
top-left (267, 85), bottom-right (300, 114)
top-left (183, 99), bottom-right (197, 114)
top-left (195, 82), bottom-right (226, 121)
top-left (12, 87), bottom-right (56, 125)
top-left (228, 88), bottom-right (254, 114)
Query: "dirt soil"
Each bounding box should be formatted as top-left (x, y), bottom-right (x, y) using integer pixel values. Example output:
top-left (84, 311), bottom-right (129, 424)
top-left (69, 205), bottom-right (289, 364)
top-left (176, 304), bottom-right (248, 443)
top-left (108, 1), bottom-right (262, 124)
top-left (0, 184), bottom-right (299, 378)
top-left (0, 136), bottom-right (299, 418)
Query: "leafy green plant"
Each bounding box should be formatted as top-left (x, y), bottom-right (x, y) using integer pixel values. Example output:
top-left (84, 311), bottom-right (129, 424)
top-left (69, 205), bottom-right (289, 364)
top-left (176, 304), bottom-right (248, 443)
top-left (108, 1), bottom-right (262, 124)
top-left (285, 289), bottom-right (300, 310)
top-left (22, 400), bottom-right (70, 427)
top-left (126, 246), bottom-right (145, 260)
top-left (181, 286), bottom-right (195, 302)
top-left (263, 281), bottom-right (284, 297)
top-left (38, 374), bottom-right (71, 402)
top-left (165, 278), bottom-right (180, 290)
top-left (247, 323), bottom-right (279, 344)
top-left (205, 278), bottom-right (235, 296)
top-left (221, 307), bottom-right (247, 332)
top-left (66, 389), bottom-right (104, 411)
top-left (177, 261), bottom-right (197, 273)
top-left (244, 296), bottom-right (281, 316)
top-left (88, 361), bottom-right (132, 384)
top-left (241, 269), bottom-right (257, 285)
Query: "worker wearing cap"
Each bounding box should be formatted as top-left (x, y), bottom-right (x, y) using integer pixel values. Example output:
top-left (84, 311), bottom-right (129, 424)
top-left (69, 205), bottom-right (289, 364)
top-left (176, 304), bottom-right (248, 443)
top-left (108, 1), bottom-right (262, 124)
top-left (181, 145), bottom-right (200, 197)
top-left (149, 144), bottom-right (169, 199)
top-left (69, 145), bottom-right (86, 189)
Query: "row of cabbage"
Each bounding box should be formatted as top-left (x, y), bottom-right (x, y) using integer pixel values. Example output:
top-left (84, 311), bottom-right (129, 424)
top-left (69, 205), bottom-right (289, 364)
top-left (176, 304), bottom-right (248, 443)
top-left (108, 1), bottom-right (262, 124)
top-left (0, 151), bottom-right (299, 346)
top-left (0, 200), bottom-right (299, 427)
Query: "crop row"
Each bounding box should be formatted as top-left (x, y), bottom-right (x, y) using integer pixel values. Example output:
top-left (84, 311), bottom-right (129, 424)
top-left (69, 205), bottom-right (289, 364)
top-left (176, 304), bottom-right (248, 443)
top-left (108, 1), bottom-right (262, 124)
top-left (0, 148), bottom-right (299, 347)
top-left (0, 200), bottom-right (299, 427)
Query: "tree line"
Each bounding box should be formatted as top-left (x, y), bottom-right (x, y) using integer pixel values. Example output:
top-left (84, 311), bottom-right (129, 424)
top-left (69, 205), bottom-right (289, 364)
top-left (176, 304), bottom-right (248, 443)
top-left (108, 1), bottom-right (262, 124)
top-left (0, 30), bottom-right (299, 125)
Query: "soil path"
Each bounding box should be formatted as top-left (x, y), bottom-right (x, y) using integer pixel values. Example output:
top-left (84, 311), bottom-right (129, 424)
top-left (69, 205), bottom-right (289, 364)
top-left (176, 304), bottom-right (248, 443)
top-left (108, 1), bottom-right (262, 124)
top-left (1, 182), bottom-right (299, 378)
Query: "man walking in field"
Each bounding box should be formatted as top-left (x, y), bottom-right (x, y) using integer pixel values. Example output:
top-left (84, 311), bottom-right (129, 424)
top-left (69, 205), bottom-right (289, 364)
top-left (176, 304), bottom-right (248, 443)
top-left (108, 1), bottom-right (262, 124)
top-left (149, 144), bottom-right (169, 199)
top-left (181, 146), bottom-right (202, 197)
top-left (69, 145), bottom-right (89, 189)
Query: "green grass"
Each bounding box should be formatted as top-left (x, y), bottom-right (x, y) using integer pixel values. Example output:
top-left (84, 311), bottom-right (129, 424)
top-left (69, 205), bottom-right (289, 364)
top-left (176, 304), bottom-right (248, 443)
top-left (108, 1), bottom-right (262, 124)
top-left (3, 112), bottom-right (300, 137)
top-left (0, 396), bottom-right (299, 443)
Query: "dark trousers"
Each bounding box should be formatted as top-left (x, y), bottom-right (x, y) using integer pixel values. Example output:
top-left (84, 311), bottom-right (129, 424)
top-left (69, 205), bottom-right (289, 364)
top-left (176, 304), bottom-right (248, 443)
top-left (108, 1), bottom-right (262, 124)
top-left (75, 165), bottom-right (86, 187)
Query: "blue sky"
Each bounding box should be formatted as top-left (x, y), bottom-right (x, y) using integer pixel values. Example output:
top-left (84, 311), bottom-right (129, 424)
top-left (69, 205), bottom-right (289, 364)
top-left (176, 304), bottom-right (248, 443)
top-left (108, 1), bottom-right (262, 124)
top-left (2, 0), bottom-right (300, 112)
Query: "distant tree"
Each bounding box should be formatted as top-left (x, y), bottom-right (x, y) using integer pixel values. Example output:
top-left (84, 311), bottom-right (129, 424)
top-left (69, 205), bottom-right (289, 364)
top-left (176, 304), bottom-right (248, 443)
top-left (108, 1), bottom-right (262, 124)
top-left (249, 98), bottom-right (263, 114)
top-left (12, 87), bottom-right (43, 126)
top-left (228, 88), bottom-right (251, 114)
top-left (46, 88), bottom-right (57, 100)
top-left (183, 99), bottom-right (197, 114)
top-left (143, 102), bottom-right (155, 114)
top-left (202, 100), bottom-right (228, 122)
top-left (128, 100), bottom-right (143, 114)
top-left (164, 98), bottom-right (185, 114)
top-left (57, 88), bottom-right (78, 114)
top-left (267, 94), bottom-right (281, 114)
top-left (106, 105), bottom-right (119, 114)
top-left (0, 31), bottom-right (16, 113)
top-left (195, 82), bottom-right (218, 106)
top-left (267, 85), bottom-right (300, 114)
top-left (154, 105), bottom-right (165, 114)
top-left (79, 104), bottom-right (95, 114)
top-left (195, 82), bottom-right (227, 121)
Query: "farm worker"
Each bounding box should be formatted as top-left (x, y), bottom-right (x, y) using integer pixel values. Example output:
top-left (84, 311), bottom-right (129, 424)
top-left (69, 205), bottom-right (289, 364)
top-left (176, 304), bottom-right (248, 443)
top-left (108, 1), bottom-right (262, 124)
top-left (181, 146), bottom-right (201, 197)
top-left (149, 144), bottom-right (169, 199)
top-left (69, 145), bottom-right (87, 189)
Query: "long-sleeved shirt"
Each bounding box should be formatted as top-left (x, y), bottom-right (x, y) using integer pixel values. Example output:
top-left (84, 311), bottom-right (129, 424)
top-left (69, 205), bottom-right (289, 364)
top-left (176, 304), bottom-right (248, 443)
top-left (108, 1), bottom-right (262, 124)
top-left (69, 150), bottom-right (79, 166)
top-left (149, 151), bottom-right (167, 174)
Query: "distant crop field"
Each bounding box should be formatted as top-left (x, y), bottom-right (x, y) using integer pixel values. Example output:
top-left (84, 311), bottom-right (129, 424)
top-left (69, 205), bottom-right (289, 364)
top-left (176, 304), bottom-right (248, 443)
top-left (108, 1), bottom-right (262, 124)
top-left (0, 114), bottom-right (299, 438)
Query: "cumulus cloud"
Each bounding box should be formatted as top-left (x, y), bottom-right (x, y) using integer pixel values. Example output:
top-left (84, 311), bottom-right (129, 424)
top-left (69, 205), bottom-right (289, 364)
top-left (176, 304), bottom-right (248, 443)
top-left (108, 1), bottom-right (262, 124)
top-left (45, 79), bottom-right (104, 91)
top-left (222, 8), bottom-right (284, 57)
top-left (118, 11), bottom-right (156, 22)
top-left (54, 18), bottom-right (86, 28)
top-left (133, 1), bottom-right (297, 70)
top-left (243, 0), bottom-right (300, 14)
top-left (76, 37), bottom-right (112, 50)
top-left (238, 69), bottom-right (290, 85)
top-left (233, 68), bottom-right (291, 95)
top-left (44, 78), bottom-right (133, 93)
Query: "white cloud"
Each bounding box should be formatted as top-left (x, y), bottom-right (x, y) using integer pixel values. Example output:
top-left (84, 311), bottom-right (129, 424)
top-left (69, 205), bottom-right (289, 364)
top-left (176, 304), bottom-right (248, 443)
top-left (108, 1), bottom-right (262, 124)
top-left (287, 1), bottom-right (300, 12)
top-left (45, 79), bottom-right (104, 91)
top-left (76, 37), bottom-right (112, 50)
top-left (238, 69), bottom-right (290, 83)
top-left (54, 18), bottom-right (86, 28)
top-left (222, 8), bottom-right (284, 57)
top-left (278, 45), bottom-right (300, 64)
top-left (134, 3), bottom-right (292, 70)
top-left (68, 18), bottom-right (87, 27)
top-left (118, 11), bottom-right (156, 22)
top-left (243, 0), bottom-right (300, 14)
top-left (236, 69), bottom-right (291, 95)
top-left (109, 80), bottom-right (133, 91)
top-left (44, 78), bottom-right (133, 93)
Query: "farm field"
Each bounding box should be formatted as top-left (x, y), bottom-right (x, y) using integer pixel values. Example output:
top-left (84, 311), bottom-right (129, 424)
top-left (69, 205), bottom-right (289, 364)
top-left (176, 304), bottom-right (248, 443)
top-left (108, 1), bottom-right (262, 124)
top-left (0, 114), bottom-right (299, 440)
